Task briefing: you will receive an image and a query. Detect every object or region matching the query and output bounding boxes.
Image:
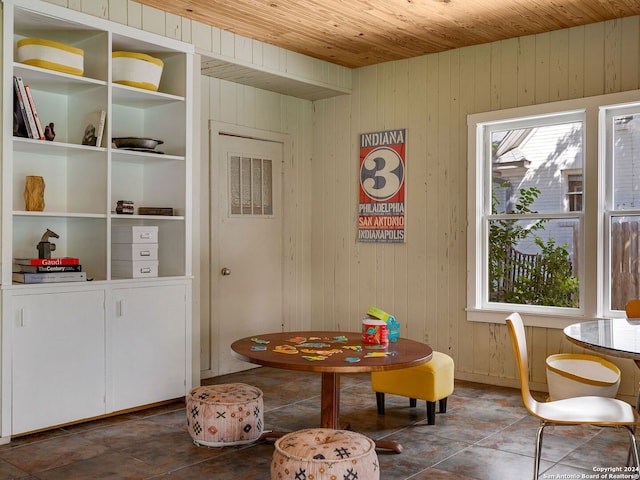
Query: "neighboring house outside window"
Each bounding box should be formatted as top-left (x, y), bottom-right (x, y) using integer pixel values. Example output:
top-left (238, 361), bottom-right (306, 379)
top-left (467, 90), bottom-right (640, 328)
top-left (564, 170), bottom-right (583, 213)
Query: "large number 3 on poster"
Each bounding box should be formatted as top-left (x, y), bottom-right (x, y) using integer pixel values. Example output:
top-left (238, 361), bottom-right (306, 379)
top-left (360, 146), bottom-right (404, 201)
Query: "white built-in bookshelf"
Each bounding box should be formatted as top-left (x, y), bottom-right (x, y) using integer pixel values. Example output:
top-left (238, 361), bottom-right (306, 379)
top-left (0, 0), bottom-right (194, 438)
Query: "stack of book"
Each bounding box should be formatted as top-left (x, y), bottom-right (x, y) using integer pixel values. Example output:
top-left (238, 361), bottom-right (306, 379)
top-left (13, 75), bottom-right (45, 140)
top-left (12, 257), bottom-right (86, 284)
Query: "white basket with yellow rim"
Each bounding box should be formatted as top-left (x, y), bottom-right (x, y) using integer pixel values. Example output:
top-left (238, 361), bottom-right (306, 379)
top-left (17, 38), bottom-right (84, 76)
top-left (112, 51), bottom-right (164, 91)
top-left (546, 353), bottom-right (621, 401)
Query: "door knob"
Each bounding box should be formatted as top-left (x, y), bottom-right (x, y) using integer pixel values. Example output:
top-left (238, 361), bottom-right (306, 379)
top-left (221, 267), bottom-right (231, 276)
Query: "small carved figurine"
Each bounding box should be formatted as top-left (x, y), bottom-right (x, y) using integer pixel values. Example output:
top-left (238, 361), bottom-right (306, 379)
top-left (44, 122), bottom-right (55, 141)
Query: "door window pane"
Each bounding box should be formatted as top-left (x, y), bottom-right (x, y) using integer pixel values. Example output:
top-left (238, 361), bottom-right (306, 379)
top-left (228, 154), bottom-right (274, 217)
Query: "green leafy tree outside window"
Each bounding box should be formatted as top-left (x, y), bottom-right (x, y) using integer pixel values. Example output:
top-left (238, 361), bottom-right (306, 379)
top-left (489, 183), bottom-right (579, 307)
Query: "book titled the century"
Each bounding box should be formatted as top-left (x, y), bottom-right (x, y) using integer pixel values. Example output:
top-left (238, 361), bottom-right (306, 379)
top-left (13, 264), bottom-right (82, 273)
top-left (14, 257), bottom-right (80, 266)
top-left (12, 271), bottom-right (86, 284)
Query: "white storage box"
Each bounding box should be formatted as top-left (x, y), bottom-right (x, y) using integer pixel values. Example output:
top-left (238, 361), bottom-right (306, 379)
top-left (112, 243), bottom-right (158, 261)
top-left (112, 260), bottom-right (158, 278)
top-left (112, 51), bottom-right (164, 91)
top-left (17, 38), bottom-right (84, 76)
top-left (546, 353), bottom-right (621, 401)
top-left (112, 225), bottom-right (158, 244)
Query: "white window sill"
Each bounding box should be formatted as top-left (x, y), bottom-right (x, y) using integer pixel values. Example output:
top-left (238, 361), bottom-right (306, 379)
top-left (466, 307), bottom-right (606, 329)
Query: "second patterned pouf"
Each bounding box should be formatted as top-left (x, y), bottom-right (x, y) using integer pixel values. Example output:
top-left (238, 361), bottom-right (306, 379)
top-left (271, 428), bottom-right (380, 479)
top-left (187, 383), bottom-right (264, 447)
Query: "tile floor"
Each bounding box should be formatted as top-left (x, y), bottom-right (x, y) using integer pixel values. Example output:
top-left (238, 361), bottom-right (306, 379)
top-left (0, 366), bottom-right (636, 479)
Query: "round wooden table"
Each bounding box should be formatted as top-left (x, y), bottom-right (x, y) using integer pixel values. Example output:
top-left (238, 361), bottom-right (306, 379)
top-left (230, 330), bottom-right (433, 453)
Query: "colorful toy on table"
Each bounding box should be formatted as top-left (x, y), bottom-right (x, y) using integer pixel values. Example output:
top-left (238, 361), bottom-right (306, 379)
top-left (364, 351), bottom-right (397, 358)
top-left (387, 316), bottom-right (400, 343)
top-left (300, 348), bottom-right (343, 356)
top-left (274, 345), bottom-right (298, 354)
top-left (251, 337), bottom-right (270, 344)
top-left (366, 306), bottom-right (401, 343)
top-left (344, 345), bottom-right (363, 352)
top-left (362, 318), bottom-right (388, 345)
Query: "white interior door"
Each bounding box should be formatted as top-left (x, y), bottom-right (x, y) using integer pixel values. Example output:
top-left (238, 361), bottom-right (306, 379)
top-left (211, 133), bottom-right (284, 375)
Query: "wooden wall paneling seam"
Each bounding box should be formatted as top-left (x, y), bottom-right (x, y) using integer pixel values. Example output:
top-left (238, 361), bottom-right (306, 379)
top-left (568, 26), bottom-right (586, 100)
top-left (436, 50), bottom-right (452, 353)
top-left (109, 0), bottom-right (128, 25)
top-left (469, 44), bottom-right (492, 376)
top-left (334, 96), bottom-right (350, 332)
top-left (140, 3), bottom-right (166, 36)
top-left (322, 98), bottom-right (336, 329)
top-left (447, 48), bottom-right (462, 358)
top-left (393, 59), bottom-right (409, 333)
top-left (357, 67), bottom-right (379, 325)
top-left (163, 12), bottom-right (182, 40)
top-left (517, 36), bottom-right (537, 107)
top-left (381, 62), bottom-right (396, 314)
top-left (310, 101), bottom-right (324, 331)
top-left (313, 100), bottom-right (327, 330)
top-left (348, 76), bottom-right (361, 334)
top-left (425, 54), bottom-right (440, 350)
top-left (405, 55), bottom-right (428, 345)
top-left (455, 46), bottom-right (477, 372)
top-left (301, 99), bottom-right (314, 332)
top-left (584, 22), bottom-right (606, 99)
top-left (534, 32), bottom-right (551, 105)
top-left (499, 38), bottom-right (519, 110)
top-left (550, 29), bottom-right (570, 101)
top-left (620, 16), bottom-right (640, 92)
top-left (604, 19), bottom-right (623, 94)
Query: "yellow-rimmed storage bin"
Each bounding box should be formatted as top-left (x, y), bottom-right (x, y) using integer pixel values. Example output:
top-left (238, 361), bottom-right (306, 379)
top-left (546, 353), bottom-right (621, 401)
top-left (17, 38), bottom-right (84, 76)
top-left (112, 51), bottom-right (164, 91)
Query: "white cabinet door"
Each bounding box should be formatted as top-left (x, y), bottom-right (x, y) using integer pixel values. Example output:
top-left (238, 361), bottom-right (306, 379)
top-left (10, 289), bottom-right (106, 434)
top-left (110, 284), bottom-right (187, 412)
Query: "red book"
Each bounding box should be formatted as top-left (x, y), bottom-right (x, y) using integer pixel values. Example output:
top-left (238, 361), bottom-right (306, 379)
top-left (14, 257), bottom-right (80, 266)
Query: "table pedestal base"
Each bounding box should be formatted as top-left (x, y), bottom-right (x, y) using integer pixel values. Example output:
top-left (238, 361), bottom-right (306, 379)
top-left (320, 372), bottom-right (403, 453)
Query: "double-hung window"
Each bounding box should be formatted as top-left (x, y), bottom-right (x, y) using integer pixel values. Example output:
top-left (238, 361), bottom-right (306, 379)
top-left (467, 90), bottom-right (640, 327)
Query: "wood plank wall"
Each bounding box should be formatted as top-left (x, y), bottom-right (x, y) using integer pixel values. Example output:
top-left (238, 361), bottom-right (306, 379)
top-left (311, 17), bottom-right (640, 399)
top-left (38, 0), bottom-right (640, 398)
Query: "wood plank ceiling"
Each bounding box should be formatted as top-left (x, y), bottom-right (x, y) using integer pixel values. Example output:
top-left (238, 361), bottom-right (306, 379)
top-left (133, 0), bottom-right (640, 69)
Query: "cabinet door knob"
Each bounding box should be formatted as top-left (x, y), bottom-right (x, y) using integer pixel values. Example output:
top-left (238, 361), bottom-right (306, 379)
top-left (221, 267), bottom-right (231, 276)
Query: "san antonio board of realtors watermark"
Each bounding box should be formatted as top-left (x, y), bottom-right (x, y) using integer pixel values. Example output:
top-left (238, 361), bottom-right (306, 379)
top-left (358, 128), bottom-right (406, 243)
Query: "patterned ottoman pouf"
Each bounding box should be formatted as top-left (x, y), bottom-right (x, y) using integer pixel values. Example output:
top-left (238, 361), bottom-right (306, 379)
top-left (187, 383), bottom-right (264, 447)
top-left (271, 428), bottom-right (380, 479)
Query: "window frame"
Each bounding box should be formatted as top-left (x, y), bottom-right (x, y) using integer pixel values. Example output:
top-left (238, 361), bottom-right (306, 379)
top-left (467, 89), bottom-right (640, 329)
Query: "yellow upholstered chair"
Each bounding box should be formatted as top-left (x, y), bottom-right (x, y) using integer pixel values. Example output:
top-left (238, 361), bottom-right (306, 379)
top-left (371, 351), bottom-right (454, 425)
top-left (626, 299), bottom-right (640, 318)
top-left (506, 312), bottom-right (640, 479)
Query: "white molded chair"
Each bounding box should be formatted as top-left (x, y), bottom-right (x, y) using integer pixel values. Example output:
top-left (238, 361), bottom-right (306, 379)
top-left (506, 312), bottom-right (640, 479)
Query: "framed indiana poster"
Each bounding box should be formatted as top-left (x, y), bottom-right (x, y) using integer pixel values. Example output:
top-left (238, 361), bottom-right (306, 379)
top-left (358, 129), bottom-right (406, 243)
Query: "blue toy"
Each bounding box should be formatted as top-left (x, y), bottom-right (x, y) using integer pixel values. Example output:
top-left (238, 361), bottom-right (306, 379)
top-left (387, 316), bottom-right (401, 343)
